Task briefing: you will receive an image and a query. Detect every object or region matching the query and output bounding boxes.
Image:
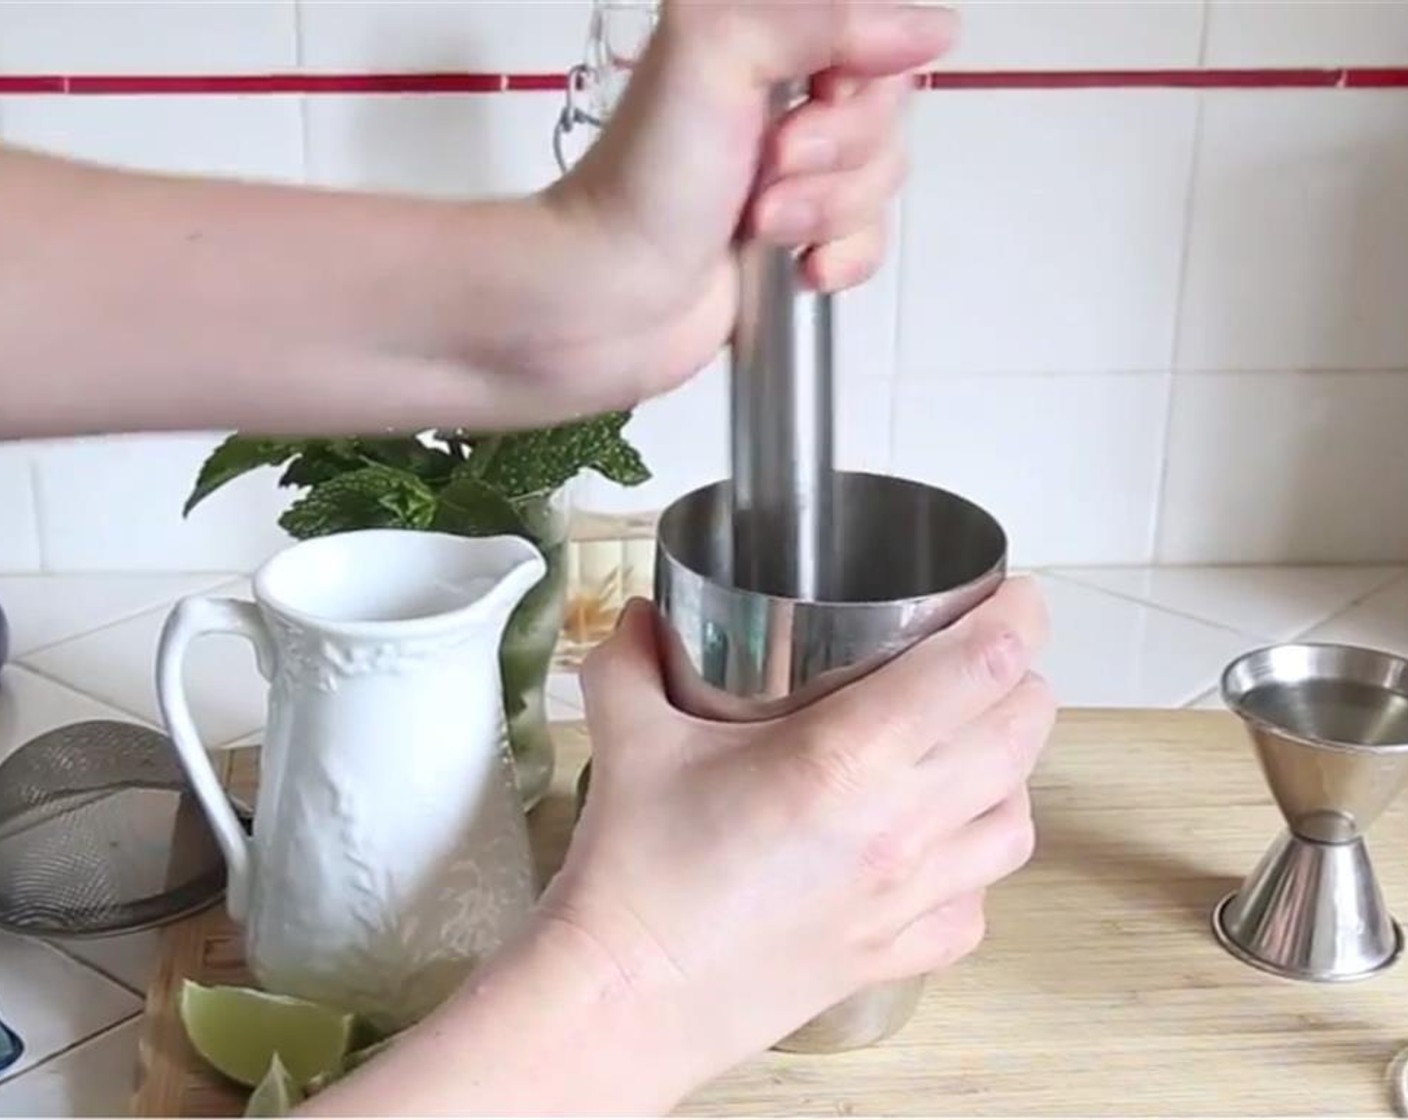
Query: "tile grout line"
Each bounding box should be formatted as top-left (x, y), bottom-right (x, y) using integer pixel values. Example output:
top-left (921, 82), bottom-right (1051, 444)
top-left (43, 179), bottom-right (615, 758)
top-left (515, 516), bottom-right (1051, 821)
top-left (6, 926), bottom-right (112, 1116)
top-left (1182, 686), bottom-right (1219, 709)
top-left (1178, 566), bottom-right (1408, 711)
top-left (293, 0), bottom-right (313, 188)
top-left (1042, 565), bottom-right (1408, 642)
top-left (44, 942), bottom-right (146, 999)
top-left (0, 1012), bottom-right (141, 1092)
top-left (1038, 569), bottom-right (1267, 640)
top-left (6, 575), bottom-right (236, 662)
top-left (6, 660), bottom-right (160, 729)
top-left (1194, 0), bottom-right (1213, 71)
top-left (8, 653), bottom-right (264, 752)
top-left (1281, 567), bottom-right (1408, 643)
top-left (1148, 85), bottom-right (1207, 564)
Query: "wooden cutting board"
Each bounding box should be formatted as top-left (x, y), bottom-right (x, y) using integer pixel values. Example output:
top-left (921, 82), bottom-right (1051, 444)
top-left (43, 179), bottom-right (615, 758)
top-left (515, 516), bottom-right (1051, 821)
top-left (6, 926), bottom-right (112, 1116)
top-left (132, 710), bottom-right (1408, 1117)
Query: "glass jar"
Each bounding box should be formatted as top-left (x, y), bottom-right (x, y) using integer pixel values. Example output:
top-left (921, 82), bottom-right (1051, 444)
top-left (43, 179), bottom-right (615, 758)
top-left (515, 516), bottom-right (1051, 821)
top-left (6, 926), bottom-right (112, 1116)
top-left (555, 0), bottom-right (663, 818)
top-left (500, 485), bottom-right (572, 811)
top-left (554, 0), bottom-right (660, 174)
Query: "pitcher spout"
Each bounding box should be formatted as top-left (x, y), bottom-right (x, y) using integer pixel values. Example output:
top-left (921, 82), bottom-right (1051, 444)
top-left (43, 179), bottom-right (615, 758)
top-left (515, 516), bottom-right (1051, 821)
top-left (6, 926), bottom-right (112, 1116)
top-left (475, 535), bottom-right (548, 633)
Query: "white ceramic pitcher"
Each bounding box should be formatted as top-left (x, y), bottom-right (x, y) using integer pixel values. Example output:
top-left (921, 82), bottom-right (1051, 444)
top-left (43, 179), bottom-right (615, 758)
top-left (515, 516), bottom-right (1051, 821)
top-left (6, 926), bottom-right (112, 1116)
top-left (156, 529), bottom-right (545, 1031)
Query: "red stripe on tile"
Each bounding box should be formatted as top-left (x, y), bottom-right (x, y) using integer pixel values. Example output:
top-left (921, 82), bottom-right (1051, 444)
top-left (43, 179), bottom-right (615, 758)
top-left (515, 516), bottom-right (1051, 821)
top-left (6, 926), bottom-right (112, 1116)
top-left (298, 72), bottom-right (505, 93)
top-left (925, 68), bottom-right (1345, 90)
top-left (1344, 67), bottom-right (1408, 88)
top-left (505, 72), bottom-right (568, 91)
top-left (0, 75), bottom-right (65, 93)
top-left (8, 67), bottom-right (1408, 96)
top-left (65, 72), bottom-right (506, 95)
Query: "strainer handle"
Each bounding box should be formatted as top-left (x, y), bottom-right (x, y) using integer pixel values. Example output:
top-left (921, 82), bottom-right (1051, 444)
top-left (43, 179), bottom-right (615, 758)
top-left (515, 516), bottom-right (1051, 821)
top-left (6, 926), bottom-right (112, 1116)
top-left (155, 595), bottom-right (272, 923)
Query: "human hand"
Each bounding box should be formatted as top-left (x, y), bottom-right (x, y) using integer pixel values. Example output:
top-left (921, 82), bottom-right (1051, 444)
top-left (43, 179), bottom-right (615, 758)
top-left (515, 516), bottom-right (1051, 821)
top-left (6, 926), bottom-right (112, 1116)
top-left (537, 576), bottom-right (1054, 1101)
top-left (525, 0), bottom-right (956, 414)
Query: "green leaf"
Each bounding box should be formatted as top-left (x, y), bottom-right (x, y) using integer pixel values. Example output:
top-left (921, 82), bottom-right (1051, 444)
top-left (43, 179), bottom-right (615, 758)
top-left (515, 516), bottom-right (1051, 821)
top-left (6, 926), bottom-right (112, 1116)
top-left (278, 465), bottom-right (437, 539)
top-left (277, 440), bottom-right (364, 489)
top-left (475, 413), bottom-right (650, 500)
top-left (184, 436), bottom-right (306, 516)
top-left (588, 431), bottom-right (650, 486)
top-left (432, 476), bottom-right (530, 539)
top-left (357, 438), bottom-right (458, 483)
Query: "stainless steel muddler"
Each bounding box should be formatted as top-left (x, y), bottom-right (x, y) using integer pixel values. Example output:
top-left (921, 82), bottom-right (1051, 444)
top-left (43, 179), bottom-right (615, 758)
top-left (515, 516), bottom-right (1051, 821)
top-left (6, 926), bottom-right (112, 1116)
top-left (650, 83), bottom-right (1010, 1055)
top-left (729, 82), bottom-right (836, 602)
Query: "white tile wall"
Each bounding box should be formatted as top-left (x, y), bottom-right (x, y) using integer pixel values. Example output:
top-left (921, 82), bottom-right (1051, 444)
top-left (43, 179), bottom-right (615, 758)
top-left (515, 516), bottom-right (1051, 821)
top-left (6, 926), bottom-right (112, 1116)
top-left (945, 1), bottom-right (1205, 71)
top-left (1157, 372), bottom-right (1408, 564)
top-left (1058, 564), bottom-right (1403, 642)
top-left (29, 436), bottom-right (289, 573)
top-left (0, 573), bottom-right (227, 656)
top-left (304, 89), bottom-right (561, 197)
top-left (834, 202), bottom-right (904, 477)
top-left (0, 448), bottom-right (41, 573)
top-left (297, 0), bottom-right (591, 74)
top-left (899, 90), bottom-right (1199, 377)
top-left (892, 373), bottom-right (1167, 567)
top-left (1178, 90), bottom-right (1408, 373)
top-left (1204, 0), bottom-right (1408, 68)
top-left (1037, 573), bottom-right (1253, 708)
top-left (0, 1), bottom-right (297, 74)
top-left (1305, 570), bottom-right (1408, 654)
top-left (0, 94), bottom-right (304, 181)
top-left (4, 3), bottom-right (1408, 569)
top-left (22, 578), bottom-right (268, 745)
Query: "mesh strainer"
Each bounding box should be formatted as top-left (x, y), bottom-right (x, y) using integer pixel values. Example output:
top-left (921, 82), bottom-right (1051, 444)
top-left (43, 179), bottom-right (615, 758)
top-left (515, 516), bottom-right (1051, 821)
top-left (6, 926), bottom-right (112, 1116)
top-left (0, 719), bottom-right (250, 937)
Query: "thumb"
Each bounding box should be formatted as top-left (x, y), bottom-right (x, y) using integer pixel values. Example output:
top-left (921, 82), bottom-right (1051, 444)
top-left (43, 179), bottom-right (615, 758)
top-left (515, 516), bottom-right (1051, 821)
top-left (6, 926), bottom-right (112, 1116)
top-left (580, 598), bottom-right (673, 753)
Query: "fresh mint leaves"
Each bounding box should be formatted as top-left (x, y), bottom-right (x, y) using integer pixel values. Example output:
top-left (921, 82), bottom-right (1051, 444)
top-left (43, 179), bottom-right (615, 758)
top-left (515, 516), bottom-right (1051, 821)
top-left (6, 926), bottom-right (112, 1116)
top-left (183, 415), bottom-right (650, 542)
top-left (183, 439), bottom-right (304, 517)
top-left (278, 465), bottom-right (438, 539)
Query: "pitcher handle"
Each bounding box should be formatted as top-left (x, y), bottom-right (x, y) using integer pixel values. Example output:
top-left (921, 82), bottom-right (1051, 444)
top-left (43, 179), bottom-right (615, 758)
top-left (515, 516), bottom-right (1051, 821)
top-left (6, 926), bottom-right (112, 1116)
top-left (155, 596), bottom-right (272, 922)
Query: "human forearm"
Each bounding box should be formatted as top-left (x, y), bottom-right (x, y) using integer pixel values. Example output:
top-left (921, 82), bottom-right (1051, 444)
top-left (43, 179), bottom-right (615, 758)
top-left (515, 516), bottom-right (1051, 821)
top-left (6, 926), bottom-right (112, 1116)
top-left (0, 145), bottom-right (602, 439)
top-left (297, 919), bottom-right (698, 1117)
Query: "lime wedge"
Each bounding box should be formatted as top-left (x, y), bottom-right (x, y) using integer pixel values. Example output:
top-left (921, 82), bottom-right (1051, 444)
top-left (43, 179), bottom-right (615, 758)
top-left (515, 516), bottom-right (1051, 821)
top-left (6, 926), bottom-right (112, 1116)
top-left (305, 1035), bottom-right (398, 1096)
top-left (179, 980), bottom-right (355, 1089)
top-left (244, 1053), bottom-right (304, 1118)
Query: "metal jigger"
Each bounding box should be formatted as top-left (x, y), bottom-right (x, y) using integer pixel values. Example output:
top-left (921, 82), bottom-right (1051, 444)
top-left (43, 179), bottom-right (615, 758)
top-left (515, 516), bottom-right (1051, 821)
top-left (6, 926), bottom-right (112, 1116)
top-left (1212, 643), bottom-right (1408, 982)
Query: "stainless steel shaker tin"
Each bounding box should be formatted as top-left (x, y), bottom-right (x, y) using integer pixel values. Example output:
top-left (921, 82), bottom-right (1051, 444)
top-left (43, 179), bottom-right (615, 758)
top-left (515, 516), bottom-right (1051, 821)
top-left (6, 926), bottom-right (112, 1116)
top-left (656, 472), bottom-right (1008, 723)
top-left (654, 470), bottom-right (1008, 1052)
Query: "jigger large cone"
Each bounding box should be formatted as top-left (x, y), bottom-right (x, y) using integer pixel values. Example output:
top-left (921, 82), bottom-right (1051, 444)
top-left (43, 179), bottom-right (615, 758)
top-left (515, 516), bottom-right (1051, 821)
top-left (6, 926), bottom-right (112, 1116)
top-left (1213, 643), bottom-right (1408, 981)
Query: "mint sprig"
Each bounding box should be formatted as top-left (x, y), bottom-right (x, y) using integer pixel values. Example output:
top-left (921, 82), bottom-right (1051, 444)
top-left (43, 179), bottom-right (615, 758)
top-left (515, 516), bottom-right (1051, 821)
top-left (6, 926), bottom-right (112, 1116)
top-left (279, 465), bottom-right (438, 539)
top-left (183, 414), bottom-right (650, 542)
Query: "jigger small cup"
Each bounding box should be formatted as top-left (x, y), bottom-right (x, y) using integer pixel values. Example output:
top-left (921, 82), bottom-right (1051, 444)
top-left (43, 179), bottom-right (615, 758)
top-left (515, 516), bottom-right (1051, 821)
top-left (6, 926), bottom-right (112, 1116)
top-left (1212, 643), bottom-right (1408, 982)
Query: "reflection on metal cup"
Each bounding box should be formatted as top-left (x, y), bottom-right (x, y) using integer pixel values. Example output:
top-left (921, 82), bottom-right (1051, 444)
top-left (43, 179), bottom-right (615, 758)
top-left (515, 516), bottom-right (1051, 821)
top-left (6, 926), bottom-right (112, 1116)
top-left (654, 471), bottom-right (1008, 1053)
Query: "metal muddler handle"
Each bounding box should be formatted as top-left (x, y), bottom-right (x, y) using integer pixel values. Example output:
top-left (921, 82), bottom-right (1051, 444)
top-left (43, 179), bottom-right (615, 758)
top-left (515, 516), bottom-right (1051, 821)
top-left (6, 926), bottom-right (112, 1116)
top-left (730, 82), bottom-right (837, 601)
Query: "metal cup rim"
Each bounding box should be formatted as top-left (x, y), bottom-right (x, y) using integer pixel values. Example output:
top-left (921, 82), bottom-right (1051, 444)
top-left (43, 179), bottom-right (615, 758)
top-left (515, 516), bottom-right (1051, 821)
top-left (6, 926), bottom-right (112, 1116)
top-left (1220, 641), bottom-right (1408, 755)
top-left (655, 471), bottom-right (1008, 610)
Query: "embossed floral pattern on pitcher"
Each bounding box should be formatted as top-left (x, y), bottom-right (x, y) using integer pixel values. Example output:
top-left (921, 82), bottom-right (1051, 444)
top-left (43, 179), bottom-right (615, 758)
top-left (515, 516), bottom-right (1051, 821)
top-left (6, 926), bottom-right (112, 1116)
top-left (156, 530), bottom-right (544, 1033)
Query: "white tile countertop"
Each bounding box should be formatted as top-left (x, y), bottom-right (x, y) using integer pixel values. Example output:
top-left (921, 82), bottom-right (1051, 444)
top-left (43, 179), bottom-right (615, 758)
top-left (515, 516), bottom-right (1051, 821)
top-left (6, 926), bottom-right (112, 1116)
top-left (1, 564), bottom-right (1407, 1114)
